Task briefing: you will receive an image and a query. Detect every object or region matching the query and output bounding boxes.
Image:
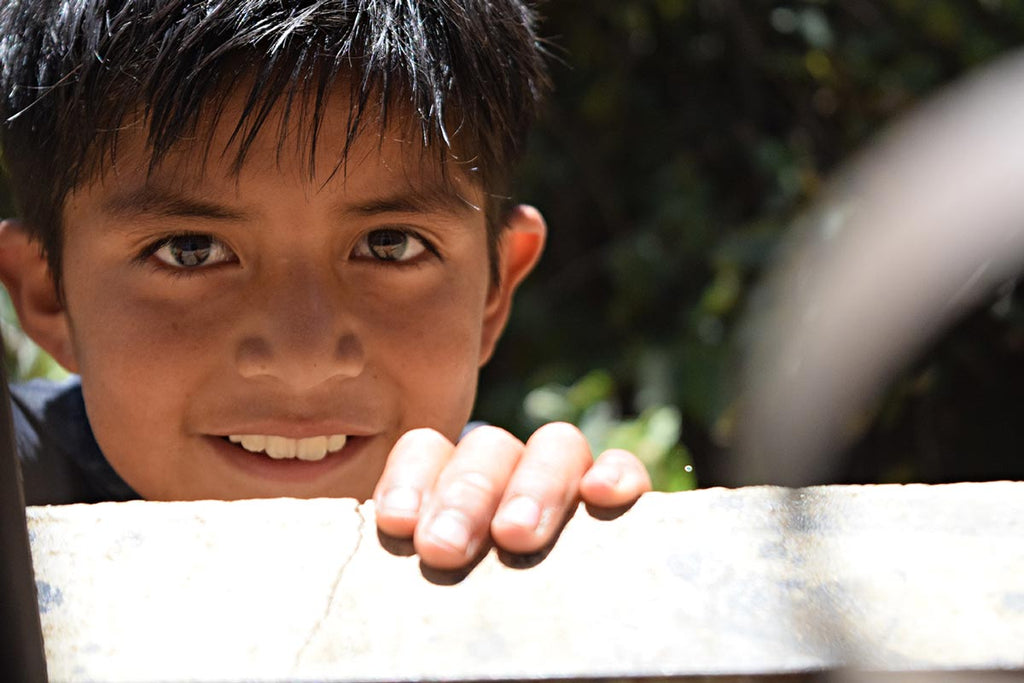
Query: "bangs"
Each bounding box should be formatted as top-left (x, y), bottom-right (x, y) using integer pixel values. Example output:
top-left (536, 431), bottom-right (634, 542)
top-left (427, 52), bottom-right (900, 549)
top-left (0, 0), bottom-right (549, 284)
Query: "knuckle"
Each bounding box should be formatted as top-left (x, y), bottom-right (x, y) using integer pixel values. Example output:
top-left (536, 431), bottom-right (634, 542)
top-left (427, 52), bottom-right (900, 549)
top-left (459, 470), bottom-right (501, 497)
top-left (507, 461), bottom-right (580, 504)
top-left (448, 426), bottom-right (523, 475)
top-left (530, 421), bottom-right (584, 443)
top-left (597, 448), bottom-right (643, 470)
top-left (458, 425), bottom-right (521, 451)
top-left (396, 427), bottom-right (452, 450)
top-left (389, 429), bottom-right (452, 465)
top-left (515, 458), bottom-right (571, 486)
top-left (441, 471), bottom-right (500, 508)
top-left (525, 422), bottom-right (593, 470)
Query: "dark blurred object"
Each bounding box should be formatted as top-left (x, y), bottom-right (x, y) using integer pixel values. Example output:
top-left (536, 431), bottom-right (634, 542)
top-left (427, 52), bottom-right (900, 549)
top-left (0, 332), bottom-right (47, 681)
top-left (734, 51), bottom-right (1024, 486)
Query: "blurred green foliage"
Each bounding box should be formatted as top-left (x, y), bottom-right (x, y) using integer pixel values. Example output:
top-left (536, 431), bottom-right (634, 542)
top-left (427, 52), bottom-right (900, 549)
top-left (0, 157), bottom-right (67, 382)
top-left (5, 2), bottom-right (1024, 489)
top-left (523, 369), bottom-right (697, 490)
top-left (0, 289), bottom-right (67, 384)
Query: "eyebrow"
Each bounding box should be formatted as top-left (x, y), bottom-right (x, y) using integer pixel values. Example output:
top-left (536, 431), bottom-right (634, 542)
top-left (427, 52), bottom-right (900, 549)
top-left (346, 184), bottom-right (481, 218)
top-left (99, 180), bottom-right (481, 223)
top-left (101, 186), bottom-right (248, 221)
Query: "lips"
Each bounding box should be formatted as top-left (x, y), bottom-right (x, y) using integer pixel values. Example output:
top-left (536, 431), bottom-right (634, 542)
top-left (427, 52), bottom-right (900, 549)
top-left (227, 433), bottom-right (348, 461)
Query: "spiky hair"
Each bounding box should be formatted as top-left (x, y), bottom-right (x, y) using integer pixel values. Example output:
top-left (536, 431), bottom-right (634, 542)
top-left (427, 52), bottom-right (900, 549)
top-left (0, 0), bottom-right (550, 283)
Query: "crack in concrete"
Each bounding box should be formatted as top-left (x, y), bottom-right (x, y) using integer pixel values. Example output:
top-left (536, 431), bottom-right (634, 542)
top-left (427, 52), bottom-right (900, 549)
top-left (291, 501), bottom-right (368, 672)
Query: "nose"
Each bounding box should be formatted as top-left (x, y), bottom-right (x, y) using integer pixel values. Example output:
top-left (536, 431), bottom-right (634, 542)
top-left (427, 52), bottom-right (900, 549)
top-left (234, 262), bottom-right (365, 390)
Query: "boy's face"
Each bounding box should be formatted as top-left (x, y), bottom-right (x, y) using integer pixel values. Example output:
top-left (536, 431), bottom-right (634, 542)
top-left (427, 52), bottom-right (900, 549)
top-left (25, 92), bottom-right (542, 501)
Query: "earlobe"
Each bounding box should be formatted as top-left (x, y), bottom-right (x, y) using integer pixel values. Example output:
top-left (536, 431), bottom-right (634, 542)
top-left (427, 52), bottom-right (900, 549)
top-left (479, 204), bottom-right (546, 366)
top-left (0, 220), bottom-right (78, 372)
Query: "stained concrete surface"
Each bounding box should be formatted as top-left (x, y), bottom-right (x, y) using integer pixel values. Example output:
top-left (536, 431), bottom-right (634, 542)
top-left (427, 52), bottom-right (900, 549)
top-left (26, 482), bottom-right (1024, 681)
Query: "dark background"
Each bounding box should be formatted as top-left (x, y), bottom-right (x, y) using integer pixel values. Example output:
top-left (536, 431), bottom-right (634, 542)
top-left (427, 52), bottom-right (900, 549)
top-left (477, 0), bottom-right (1024, 489)
top-left (5, 1), bottom-right (1024, 490)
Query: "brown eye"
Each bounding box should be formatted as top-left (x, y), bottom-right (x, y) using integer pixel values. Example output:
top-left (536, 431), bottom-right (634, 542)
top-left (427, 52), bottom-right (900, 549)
top-left (151, 234), bottom-right (236, 268)
top-left (354, 229), bottom-right (428, 262)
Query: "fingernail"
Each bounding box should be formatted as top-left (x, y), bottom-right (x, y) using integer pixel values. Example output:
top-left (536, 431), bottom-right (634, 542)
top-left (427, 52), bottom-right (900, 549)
top-left (381, 487), bottom-right (420, 515)
top-left (497, 495), bottom-right (542, 531)
top-left (427, 511), bottom-right (471, 553)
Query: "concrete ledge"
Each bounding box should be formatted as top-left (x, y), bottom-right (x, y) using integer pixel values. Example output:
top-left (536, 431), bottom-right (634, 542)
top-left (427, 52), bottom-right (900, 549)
top-left (27, 482), bottom-right (1024, 681)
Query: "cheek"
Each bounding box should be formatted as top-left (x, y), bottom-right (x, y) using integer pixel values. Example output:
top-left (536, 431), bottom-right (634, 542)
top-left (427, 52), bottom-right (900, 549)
top-left (62, 269), bottom-right (237, 422)
top-left (69, 290), bottom-right (224, 379)
top-left (64, 273), bottom-right (245, 497)
top-left (353, 273), bottom-right (487, 428)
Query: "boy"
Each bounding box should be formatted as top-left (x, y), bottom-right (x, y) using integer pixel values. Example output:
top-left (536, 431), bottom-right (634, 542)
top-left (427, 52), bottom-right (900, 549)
top-left (0, 0), bottom-right (651, 570)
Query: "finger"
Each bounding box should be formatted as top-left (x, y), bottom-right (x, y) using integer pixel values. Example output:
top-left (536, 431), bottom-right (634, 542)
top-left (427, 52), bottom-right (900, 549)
top-left (373, 428), bottom-right (454, 538)
top-left (579, 448), bottom-right (653, 507)
top-left (414, 426), bottom-right (524, 569)
top-left (491, 422), bottom-right (592, 555)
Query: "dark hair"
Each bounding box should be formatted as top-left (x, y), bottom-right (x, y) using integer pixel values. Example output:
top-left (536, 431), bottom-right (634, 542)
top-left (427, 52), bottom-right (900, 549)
top-left (0, 0), bottom-right (550, 286)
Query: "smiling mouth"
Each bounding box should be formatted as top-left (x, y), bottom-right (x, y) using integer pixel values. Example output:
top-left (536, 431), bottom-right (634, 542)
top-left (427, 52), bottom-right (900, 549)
top-left (225, 434), bottom-right (348, 461)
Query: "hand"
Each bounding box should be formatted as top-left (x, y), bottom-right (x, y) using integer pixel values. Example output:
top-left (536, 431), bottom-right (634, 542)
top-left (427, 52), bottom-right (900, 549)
top-left (372, 422), bottom-right (652, 570)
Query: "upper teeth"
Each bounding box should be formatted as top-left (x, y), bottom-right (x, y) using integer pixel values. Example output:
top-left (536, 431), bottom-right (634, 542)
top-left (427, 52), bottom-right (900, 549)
top-left (228, 434), bottom-right (347, 461)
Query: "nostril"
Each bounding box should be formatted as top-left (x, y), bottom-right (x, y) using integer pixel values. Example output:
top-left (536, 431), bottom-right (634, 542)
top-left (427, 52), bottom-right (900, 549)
top-left (234, 332), bottom-right (365, 384)
top-left (334, 334), bottom-right (364, 367)
top-left (234, 336), bottom-right (274, 379)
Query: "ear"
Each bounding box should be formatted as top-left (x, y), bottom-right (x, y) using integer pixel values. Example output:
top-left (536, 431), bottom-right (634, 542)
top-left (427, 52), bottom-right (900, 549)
top-left (479, 204), bottom-right (546, 366)
top-left (0, 220), bottom-right (78, 372)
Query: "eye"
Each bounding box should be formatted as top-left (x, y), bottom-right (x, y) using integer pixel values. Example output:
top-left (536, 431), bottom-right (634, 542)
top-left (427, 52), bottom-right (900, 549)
top-left (148, 234), bottom-right (236, 269)
top-left (352, 228), bottom-right (434, 263)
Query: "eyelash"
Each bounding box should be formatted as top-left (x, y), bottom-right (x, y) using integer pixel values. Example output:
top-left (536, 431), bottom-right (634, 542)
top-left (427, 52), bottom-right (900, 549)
top-left (352, 228), bottom-right (442, 265)
top-left (134, 228), bottom-right (442, 274)
top-left (135, 232), bottom-right (236, 276)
